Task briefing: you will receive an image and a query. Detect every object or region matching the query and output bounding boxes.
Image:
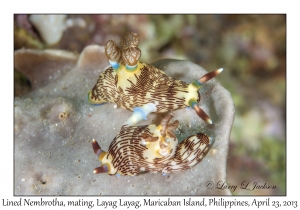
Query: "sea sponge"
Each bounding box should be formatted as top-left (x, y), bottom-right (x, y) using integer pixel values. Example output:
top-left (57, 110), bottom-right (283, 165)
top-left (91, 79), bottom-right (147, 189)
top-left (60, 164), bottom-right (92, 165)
top-left (14, 45), bottom-right (234, 195)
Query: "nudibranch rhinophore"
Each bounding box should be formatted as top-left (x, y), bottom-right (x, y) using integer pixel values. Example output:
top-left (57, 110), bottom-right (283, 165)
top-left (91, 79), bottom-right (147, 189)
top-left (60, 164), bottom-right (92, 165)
top-left (92, 115), bottom-right (213, 176)
top-left (88, 32), bottom-right (223, 124)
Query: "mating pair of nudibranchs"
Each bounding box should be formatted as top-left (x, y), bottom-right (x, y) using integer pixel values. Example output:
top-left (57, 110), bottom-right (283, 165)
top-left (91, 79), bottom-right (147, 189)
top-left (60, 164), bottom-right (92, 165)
top-left (88, 32), bottom-right (223, 176)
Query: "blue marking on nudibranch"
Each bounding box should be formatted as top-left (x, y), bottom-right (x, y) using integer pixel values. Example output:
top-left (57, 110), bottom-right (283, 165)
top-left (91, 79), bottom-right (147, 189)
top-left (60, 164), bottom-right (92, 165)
top-left (86, 91), bottom-right (107, 106)
top-left (87, 92), bottom-right (107, 106)
top-left (189, 100), bottom-right (198, 109)
top-left (92, 115), bottom-right (213, 176)
top-left (88, 99), bottom-right (106, 106)
top-left (186, 106), bottom-right (192, 110)
top-left (88, 32), bottom-right (223, 124)
top-left (191, 79), bottom-right (203, 89)
top-left (133, 107), bottom-right (147, 120)
top-left (109, 60), bottom-right (120, 71)
top-left (125, 64), bottom-right (138, 72)
top-left (92, 103), bottom-right (106, 106)
top-left (209, 137), bottom-right (215, 145)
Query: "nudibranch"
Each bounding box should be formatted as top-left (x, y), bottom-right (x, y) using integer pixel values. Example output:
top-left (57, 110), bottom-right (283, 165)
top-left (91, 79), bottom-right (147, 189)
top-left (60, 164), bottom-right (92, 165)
top-left (92, 115), bottom-right (213, 176)
top-left (88, 32), bottom-right (223, 124)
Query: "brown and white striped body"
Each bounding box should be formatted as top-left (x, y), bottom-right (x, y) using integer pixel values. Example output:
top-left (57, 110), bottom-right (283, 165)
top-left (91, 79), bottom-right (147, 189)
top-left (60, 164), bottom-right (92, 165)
top-left (88, 32), bottom-right (223, 124)
top-left (89, 62), bottom-right (196, 113)
top-left (92, 116), bottom-right (212, 176)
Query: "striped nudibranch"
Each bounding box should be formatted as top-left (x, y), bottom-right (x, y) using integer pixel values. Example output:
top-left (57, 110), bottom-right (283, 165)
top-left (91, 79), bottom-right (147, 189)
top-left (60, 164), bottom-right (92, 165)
top-left (88, 32), bottom-right (223, 124)
top-left (92, 115), bottom-right (213, 176)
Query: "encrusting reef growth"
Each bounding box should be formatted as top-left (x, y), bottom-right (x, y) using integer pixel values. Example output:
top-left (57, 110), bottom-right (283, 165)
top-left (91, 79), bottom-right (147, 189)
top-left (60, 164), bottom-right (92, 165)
top-left (89, 32), bottom-right (223, 176)
top-left (14, 32), bottom-right (234, 195)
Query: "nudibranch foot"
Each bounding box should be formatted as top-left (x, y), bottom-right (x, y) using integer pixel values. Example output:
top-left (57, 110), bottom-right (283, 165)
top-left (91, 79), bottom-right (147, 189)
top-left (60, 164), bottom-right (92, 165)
top-left (92, 115), bottom-right (213, 176)
top-left (87, 91), bottom-right (107, 106)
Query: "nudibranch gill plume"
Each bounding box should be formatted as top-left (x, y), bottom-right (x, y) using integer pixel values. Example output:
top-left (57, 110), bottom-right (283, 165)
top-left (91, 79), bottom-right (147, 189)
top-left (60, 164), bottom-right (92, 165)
top-left (88, 32), bottom-right (223, 124)
top-left (92, 115), bottom-right (213, 176)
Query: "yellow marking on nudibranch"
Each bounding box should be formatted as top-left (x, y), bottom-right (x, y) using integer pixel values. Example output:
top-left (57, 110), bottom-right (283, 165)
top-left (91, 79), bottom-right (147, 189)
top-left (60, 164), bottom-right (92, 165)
top-left (89, 32), bottom-right (220, 176)
top-left (185, 85), bottom-right (200, 106)
top-left (88, 32), bottom-right (223, 124)
top-left (92, 116), bottom-right (213, 176)
top-left (115, 62), bottom-right (146, 90)
top-left (98, 151), bottom-right (107, 162)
